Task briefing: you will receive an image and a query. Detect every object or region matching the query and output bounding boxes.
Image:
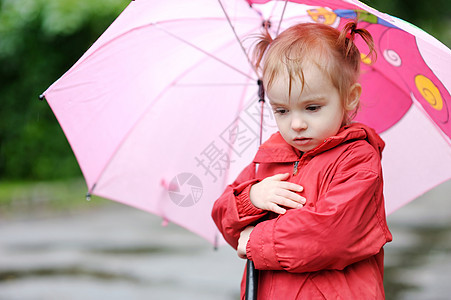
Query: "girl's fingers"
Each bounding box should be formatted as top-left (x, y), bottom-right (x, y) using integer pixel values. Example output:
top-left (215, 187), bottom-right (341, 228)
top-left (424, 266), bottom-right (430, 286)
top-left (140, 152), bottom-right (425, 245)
top-left (268, 202), bottom-right (287, 214)
top-left (276, 188), bottom-right (306, 204)
top-left (255, 173), bottom-right (306, 214)
top-left (266, 195), bottom-right (304, 213)
top-left (270, 173), bottom-right (290, 181)
top-left (279, 181), bottom-right (304, 192)
top-left (274, 195), bottom-right (305, 209)
top-left (265, 192), bottom-right (307, 214)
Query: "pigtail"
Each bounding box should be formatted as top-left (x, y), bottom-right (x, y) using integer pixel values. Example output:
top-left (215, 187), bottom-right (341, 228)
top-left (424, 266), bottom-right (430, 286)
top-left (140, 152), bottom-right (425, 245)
top-left (252, 26), bottom-right (273, 72)
top-left (337, 20), bottom-right (377, 123)
top-left (339, 20), bottom-right (376, 64)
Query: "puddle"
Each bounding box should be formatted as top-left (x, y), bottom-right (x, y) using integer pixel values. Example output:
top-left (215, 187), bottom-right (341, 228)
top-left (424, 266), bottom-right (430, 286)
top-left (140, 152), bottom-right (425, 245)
top-left (0, 266), bottom-right (141, 283)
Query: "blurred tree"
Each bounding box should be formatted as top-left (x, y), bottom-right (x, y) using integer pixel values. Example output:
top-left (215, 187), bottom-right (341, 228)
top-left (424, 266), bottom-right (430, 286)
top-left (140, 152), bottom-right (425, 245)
top-left (0, 0), bottom-right (128, 180)
top-left (362, 0), bottom-right (451, 47)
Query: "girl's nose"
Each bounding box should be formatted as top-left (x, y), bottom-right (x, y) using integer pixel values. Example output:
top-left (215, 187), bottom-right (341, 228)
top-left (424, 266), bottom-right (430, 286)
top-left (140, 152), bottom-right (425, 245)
top-left (291, 115), bottom-right (307, 131)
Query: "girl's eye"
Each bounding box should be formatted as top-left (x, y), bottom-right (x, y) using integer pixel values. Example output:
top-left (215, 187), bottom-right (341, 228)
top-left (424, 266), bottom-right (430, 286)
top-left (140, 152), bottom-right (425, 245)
top-left (274, 108), bottom-right (288, 114)
top-left (306, 105), bottom-right (321, 112)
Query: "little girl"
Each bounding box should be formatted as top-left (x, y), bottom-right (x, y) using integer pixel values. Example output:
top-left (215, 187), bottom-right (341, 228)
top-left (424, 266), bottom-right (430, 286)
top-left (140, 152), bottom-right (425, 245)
top-left (212, 21), bottom-right (392, 299)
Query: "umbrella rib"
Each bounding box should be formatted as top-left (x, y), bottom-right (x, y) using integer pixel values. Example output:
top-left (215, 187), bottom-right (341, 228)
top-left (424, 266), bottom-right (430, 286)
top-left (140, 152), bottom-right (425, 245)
top-left (276, 0), bottom-right (289, 36)
top-left (218, 0), bottom-right (259, 78)
top-left (154, 23), bottom-right (254, 80)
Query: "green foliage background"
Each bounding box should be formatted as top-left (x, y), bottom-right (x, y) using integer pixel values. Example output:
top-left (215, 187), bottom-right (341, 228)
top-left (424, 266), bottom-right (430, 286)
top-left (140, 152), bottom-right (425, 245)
top-left (0, 0), bottom-right (449, 181)
top-left (0, 0), bottom-right (128, 180)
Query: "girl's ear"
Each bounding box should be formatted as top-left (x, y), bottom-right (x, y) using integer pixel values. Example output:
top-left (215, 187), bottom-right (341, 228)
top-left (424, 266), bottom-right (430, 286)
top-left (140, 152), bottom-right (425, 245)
top-left (347, 83), bottom-right (362, 111)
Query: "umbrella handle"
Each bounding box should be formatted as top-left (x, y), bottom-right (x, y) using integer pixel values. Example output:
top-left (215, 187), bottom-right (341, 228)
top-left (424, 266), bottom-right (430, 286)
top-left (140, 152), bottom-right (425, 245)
top-left (245, 259), bottom-right (259, 300)
top-left (245, 80), bottom-right (263, 300)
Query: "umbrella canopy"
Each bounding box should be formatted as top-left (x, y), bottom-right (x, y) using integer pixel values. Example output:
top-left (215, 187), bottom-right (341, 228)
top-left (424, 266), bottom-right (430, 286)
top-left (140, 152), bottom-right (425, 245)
top-left (42, 0), bottom-right (451, 246)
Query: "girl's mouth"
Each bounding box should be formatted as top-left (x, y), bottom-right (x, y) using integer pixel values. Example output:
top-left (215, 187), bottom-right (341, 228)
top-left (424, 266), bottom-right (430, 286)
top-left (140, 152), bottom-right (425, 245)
top-left (293, 137), bottom-right (312, 146)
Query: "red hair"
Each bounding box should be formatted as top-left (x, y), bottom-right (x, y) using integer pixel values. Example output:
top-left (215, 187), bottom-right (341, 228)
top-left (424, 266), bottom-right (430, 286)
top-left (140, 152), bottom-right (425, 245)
top-left (253, 21), bottom-right (376, 121)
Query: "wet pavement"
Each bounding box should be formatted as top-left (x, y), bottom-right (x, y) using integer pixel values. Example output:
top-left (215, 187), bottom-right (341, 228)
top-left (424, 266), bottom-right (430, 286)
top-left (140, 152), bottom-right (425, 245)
top-left (383, 180), bottom-right (451, 300)
top-left (0, 204), bottom-right (243, 300)
top-left (0, 179), bottom-right (450, 300)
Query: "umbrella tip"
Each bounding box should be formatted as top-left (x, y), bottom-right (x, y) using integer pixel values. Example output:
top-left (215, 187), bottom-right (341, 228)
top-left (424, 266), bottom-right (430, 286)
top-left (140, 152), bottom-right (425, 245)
top-left (161, 217), bottom-right (169, 227)
top-left (38, 94), bottom-right (46, 101)
top-left (161, 179), bottom-right (169, 189)
top-left (86, 192), bottom-right (92, 201)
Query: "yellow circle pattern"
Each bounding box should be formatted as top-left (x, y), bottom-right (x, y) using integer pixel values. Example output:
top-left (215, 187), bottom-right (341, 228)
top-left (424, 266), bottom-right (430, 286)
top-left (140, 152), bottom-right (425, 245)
top-left (360, 53), bottom-right (371, 65)
top-left (415, 75), bottom-right (443, 110)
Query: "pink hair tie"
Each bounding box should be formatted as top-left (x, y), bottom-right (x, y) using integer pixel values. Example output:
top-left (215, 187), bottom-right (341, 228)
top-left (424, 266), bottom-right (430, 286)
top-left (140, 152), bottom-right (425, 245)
top-left (346, 31), bottom-right (355, 41)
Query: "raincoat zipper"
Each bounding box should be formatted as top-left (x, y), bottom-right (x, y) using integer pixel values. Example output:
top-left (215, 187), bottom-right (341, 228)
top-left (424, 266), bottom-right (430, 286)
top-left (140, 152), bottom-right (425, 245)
top-left (293, 161), bottom-right (299, 176)
top-left (293, 153), bottom-right (303, 176)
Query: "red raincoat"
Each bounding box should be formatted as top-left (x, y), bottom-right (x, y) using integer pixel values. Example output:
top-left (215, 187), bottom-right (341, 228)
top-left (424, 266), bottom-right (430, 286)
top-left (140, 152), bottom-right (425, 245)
top-left (212, 123), bottom-right (392, 299)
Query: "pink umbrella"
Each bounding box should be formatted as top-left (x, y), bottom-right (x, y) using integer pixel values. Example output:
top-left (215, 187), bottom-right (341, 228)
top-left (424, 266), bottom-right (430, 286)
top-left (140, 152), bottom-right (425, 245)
top-left (41, 0), bottom-right (451, 252)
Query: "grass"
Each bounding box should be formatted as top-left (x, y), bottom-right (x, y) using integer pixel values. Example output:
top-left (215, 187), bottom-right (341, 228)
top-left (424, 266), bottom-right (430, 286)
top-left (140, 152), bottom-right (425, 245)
top-left (0, 178), bottom-right (109, 217)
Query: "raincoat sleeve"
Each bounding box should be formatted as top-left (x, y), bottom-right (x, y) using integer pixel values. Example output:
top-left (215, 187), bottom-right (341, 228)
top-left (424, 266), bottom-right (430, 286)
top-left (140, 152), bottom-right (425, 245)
top-left (212, 162), bottom-right (268, 249)
top-left (246, 144), bottom-right (392, 273)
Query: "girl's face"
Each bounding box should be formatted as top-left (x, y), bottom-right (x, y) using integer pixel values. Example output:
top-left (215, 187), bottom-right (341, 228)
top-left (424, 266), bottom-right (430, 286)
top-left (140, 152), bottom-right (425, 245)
top-left (266, 63), bottom-right (345, 153)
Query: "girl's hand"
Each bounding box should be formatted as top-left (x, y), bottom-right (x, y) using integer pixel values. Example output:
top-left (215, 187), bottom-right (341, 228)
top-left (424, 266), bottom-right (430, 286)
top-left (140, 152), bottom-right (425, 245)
top-left (250, 173), bottom-right (306, 214)
top-left (237, 226), bottom-right (254, 259)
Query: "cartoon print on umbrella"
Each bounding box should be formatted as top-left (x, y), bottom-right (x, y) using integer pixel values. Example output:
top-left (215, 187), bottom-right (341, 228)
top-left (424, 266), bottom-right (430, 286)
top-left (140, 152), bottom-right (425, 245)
top-left (357, 15), bottom-right (450, 135)
top-left (309, 7), bottom-right (450, 135)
